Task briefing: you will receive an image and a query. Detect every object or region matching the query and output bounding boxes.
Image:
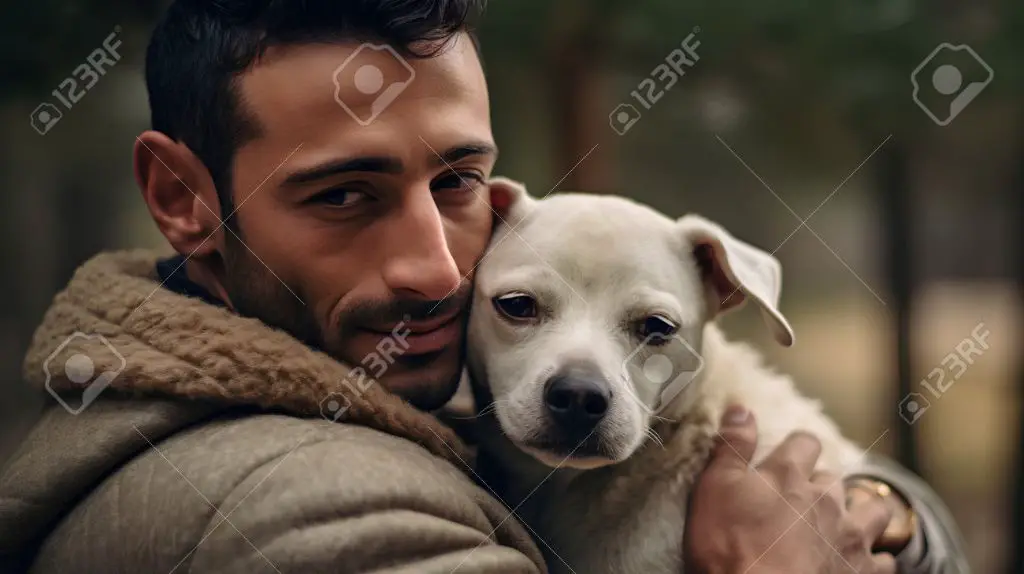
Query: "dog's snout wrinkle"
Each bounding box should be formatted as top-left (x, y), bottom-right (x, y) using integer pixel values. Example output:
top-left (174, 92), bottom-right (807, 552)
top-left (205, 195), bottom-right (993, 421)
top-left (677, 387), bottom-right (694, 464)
top-left (550, 360), bottom-right (607, 384)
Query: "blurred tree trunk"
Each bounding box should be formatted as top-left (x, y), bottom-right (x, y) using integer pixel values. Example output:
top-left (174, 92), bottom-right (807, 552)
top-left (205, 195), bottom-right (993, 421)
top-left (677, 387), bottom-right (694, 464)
top-left (55, 177), bottom-right (116, 285)
top-left (545, 0), bottom-right (615, 192)
top-left (877, 138), bottom-right (920, 474)
top-left (1009, 126), bottom-right (1024, 574)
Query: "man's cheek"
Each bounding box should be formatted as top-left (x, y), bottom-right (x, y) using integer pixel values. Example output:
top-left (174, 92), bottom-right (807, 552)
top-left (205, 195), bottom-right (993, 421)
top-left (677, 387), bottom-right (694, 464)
top-left (446, 225), bottom-right (490, 274)
top-left (457, 237), bottom-right (489, 276)
top-left (305, 280), bottom-right (350, 344)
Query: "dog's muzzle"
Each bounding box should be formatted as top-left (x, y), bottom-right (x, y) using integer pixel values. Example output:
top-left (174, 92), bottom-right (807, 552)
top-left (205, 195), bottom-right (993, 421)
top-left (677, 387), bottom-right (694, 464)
top-left (542, 362), bottom-right (611, 442)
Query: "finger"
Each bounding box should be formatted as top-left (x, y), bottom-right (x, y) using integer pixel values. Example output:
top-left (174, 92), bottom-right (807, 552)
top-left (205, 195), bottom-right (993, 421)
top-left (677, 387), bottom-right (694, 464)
top-left (759, 431), bottom-right (822, 482)
top-left (811, 470), bottom-right (844, 508)
top-left (872, 552), bottom-right (897, 574)
top-left (709, 405), bottom-right (758, 472)
top-left (847, 493), bottom-right (894, 542)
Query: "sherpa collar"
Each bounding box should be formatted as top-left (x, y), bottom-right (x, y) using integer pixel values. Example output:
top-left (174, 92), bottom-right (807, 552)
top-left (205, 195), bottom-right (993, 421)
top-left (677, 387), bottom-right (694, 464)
top-left (22, 250), bottom-right (469, 463)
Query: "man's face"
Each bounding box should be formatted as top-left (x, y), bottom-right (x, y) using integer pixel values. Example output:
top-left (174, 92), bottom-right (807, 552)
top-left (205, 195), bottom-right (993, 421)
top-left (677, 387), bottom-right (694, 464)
top-left (218, 35), bottom-right (496, 410)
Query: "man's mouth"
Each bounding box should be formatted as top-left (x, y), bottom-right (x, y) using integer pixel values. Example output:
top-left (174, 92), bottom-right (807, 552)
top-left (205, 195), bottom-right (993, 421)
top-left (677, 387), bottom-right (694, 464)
top-left (364, 309), bottom-right (462, 355)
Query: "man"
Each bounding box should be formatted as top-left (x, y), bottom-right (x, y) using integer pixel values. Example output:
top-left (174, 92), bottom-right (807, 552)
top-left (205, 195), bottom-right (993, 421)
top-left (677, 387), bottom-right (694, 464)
top-left (0, 1), bottom-right (969, 572)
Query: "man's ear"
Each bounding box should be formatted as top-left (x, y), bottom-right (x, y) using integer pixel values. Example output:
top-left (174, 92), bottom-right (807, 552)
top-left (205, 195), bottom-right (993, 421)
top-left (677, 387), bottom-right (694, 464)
top-left (488, 176), bottom-right (536, 227)
top-left (678, 214), bottom-right (795, 347)
top-left (134, 130), bottom-right (221, 257)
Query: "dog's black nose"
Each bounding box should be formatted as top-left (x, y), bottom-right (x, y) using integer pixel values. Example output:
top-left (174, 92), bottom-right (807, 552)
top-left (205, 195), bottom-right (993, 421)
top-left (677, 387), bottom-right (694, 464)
top-left (544, 371), bottom-right (611, 433)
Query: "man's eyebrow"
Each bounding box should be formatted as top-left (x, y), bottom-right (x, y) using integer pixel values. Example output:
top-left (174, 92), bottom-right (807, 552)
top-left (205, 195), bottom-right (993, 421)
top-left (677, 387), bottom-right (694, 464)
top-left (431, 141), bottom-right (498, 166)
top-left (282, 156), bottom-right (403, 186)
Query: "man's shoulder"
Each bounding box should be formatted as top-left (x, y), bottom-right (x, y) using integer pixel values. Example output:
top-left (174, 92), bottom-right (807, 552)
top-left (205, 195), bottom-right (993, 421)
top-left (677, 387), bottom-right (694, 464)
top-left (8, 403), bottom-right (544, 573)
top-left (2, 400), bottom-right (479, 541)
top-left (170, 409), bottom-right (473, 485)
top-left (167, 413), bottom-right (491, 516)
top-left (120, 407), bottom-right (497, 531)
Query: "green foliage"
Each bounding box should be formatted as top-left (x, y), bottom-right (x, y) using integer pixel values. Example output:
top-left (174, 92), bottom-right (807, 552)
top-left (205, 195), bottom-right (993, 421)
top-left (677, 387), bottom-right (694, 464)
top-left (482, 0), bottom-right (1022, 153)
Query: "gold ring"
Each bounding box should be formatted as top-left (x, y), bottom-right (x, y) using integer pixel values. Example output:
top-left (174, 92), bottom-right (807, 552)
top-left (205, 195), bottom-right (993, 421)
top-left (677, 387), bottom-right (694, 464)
top-left (847, 477), bottom-right (891, 500)
top-left (846, 477), bottom-right (917, 552)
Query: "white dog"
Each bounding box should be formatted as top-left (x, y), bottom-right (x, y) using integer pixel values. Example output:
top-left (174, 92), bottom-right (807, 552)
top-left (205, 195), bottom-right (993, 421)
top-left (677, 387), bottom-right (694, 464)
top-left (466, 178), bottom-right (866, 574)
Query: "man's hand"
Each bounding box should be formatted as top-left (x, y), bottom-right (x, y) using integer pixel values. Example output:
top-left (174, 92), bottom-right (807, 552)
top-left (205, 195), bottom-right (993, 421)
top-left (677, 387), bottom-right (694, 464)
top-left (683, 405), bottom-right (897, 574)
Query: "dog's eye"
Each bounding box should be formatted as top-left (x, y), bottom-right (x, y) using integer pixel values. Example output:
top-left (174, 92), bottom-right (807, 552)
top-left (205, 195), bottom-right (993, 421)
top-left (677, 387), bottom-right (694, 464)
top-left (638, 315), bottom-right (678, 341)
top-left (493, 293), bottom-right (538, 320)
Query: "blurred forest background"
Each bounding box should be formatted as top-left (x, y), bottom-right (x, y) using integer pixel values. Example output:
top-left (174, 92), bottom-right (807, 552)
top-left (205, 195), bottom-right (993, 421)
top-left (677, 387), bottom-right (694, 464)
top-left (1, 1), bottom-right (1022, 572)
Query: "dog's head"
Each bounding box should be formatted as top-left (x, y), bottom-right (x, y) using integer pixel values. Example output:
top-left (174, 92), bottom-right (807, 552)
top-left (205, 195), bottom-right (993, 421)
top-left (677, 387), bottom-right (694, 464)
top-left (468, 178), bottom-right (794, 470)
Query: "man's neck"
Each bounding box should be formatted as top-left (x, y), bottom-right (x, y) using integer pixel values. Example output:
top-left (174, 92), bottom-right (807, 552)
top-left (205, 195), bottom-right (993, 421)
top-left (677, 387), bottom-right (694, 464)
top-left (182, 257), bottom-right (234, 309)
top-left (155, 254), bottom-right (229, 310)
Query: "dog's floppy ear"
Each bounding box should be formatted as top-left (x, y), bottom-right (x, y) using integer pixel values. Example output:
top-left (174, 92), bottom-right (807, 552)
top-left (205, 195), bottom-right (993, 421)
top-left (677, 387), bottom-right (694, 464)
top-left (678, 214), bottom-right (794, 347)
top-left (488, 176), bottom-right (536, 227)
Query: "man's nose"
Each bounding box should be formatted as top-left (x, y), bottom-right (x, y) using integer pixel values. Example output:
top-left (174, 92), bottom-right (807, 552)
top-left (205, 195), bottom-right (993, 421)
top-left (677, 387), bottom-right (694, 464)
top-left (380, 190), bottom-right (463, 300)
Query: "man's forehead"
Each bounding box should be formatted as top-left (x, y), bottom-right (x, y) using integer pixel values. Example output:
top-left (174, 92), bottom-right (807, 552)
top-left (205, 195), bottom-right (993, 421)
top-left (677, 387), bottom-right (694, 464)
top-left (238, 36), bottom-right (487, 123)
top-left (233, 34), bottom-right (491, 166)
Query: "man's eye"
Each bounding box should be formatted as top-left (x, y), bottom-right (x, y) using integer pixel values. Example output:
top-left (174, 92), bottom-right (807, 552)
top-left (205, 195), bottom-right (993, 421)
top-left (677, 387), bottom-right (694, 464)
top-left (432, 171), bottom-right (483, 194)
top-left (310, 187), bottom-right (367, 208)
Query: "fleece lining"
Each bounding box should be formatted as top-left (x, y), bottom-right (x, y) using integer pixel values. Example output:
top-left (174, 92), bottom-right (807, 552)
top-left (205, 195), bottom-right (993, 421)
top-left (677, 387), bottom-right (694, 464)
top-left (21, 250), bottom-right (469, 464)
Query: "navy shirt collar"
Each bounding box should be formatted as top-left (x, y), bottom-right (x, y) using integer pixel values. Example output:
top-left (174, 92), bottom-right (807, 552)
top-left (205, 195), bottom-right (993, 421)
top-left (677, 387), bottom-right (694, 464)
top-left (155, 255), bottom-right (227, 309)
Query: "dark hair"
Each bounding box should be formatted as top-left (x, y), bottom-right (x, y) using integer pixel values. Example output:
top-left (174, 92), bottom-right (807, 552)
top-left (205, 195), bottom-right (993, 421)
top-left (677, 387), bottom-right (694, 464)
top-left (145, 0), bottom-right (484, 223)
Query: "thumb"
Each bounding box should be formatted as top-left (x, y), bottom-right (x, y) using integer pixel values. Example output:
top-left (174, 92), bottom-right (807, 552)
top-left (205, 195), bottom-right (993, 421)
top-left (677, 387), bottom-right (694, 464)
top-left (710, 404), bottom-right (758, 471)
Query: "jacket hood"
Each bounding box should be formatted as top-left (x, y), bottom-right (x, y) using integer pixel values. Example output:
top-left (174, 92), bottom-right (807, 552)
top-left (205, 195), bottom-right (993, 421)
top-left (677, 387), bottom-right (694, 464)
top-left (19, 250), bottom-right (467, 461)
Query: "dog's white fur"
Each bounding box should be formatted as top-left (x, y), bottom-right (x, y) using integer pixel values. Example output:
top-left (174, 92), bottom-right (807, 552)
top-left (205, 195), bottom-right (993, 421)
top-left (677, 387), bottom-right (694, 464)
top-left (467, 178), bottom-right (866, 574)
